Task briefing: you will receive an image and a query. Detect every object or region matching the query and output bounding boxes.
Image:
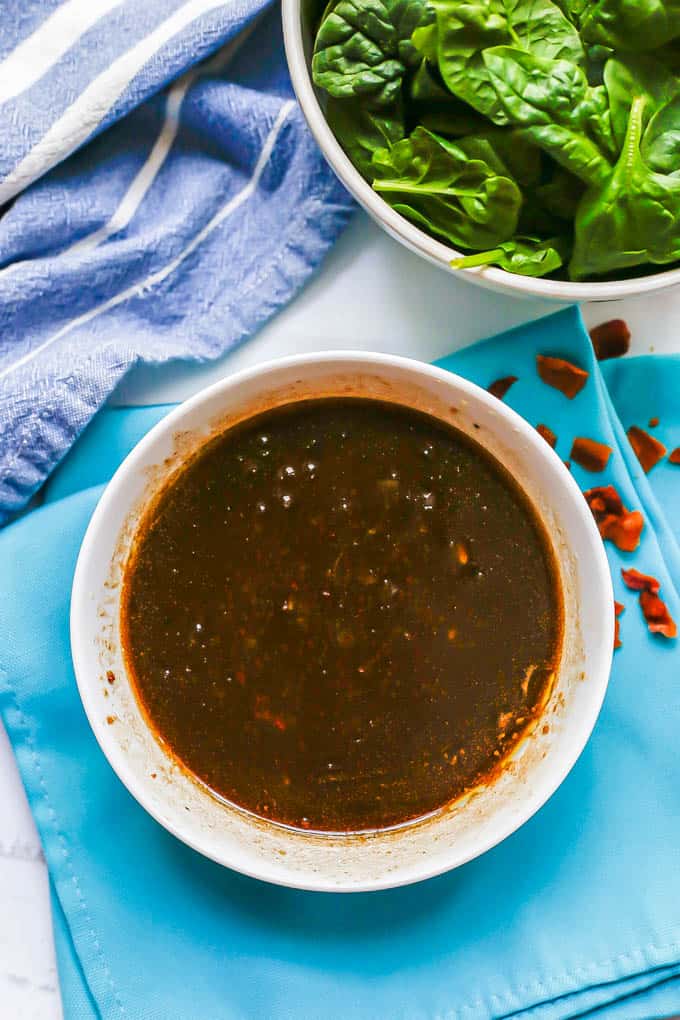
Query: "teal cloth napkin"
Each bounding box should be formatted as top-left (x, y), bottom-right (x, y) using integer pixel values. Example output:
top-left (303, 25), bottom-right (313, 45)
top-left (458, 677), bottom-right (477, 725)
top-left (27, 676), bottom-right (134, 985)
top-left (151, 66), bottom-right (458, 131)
top-left (2, 306), bottom-right (680, 1020)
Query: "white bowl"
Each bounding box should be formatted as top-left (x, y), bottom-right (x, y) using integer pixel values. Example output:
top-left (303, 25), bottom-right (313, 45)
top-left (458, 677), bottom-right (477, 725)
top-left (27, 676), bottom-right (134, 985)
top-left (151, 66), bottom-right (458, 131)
top-left (71, 352), bottom-right (613, 891)
top-left (282, 0), bottom-right (680, 303)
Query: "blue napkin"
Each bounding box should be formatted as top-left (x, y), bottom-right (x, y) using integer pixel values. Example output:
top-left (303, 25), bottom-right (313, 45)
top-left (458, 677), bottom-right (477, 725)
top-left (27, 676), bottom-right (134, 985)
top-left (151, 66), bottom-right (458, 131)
top-left (0, 1), bottom-right (354, 523)
top-left (2, 306), bottom-right (680, 1019)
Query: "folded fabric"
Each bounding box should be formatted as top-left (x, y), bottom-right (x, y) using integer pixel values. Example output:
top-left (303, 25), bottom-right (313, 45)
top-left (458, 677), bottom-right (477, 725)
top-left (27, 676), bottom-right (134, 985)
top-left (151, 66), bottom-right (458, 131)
top-left (0, 1), bottom-right (354, 523)
top-left (2, 306), bottom-right (680, 1019)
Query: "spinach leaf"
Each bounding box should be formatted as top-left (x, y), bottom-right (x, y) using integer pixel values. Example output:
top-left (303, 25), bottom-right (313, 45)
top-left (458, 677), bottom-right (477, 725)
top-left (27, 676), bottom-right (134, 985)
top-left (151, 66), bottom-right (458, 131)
top-left (408, 60), bottom-right (490, 134)
top-left (326, 97), bottom-right (404, 178)
top-left (482, 46), bottom-right (615, 183)
top-left (456, 129), bottom-right (542, 186)
top-left (415, 0), bottom-right (584, 123)
top-left (604, 55), bottom-right (679, 149)
top-left (371, 126), bottom-right (522, 247)
top-left (312, 0), bottom-right (435, 107)
top-left (641, 92), bottom-right (680, 172)
top-left (570, 95), bottom-right (680, 278)
top-left (410, 58), bottom-right (450, 100)
top-left (451, 235), bottom-right (569, 275)
top-left (536, 165), bottom-right (585, 219)
top-left (418, 105), bottom-right (491, 135)
top-left (580, 0), bottom-right (680, 53)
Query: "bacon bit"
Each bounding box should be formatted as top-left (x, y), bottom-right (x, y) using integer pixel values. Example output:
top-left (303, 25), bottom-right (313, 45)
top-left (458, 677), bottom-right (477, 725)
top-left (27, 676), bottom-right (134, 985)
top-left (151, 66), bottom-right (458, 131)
top-left (621, 568), bottom-right (660, 595)
top-left (640, 591), bottom-right (678, 639)
top-left (536, 355), bottom-right (589, 398)
top-left (584, 484), bottom-right (644, 552)
top-left (447, 627), bottom-right (457, 641)
top-left (589, 319), bottom-right (631, 360)
top-left (614, 601), bottom-right (624, 650)
top-left (621, 570), bottom-right (676, 639)
top-left (570, 437), bottom-right (612, 472)
top-left (488, 375), bottom-right (518, 400)
top-left (648, 417), bottom-right (660, 428)
top-left (536, 423), bottom-right (557, 448)
top-left (106, 715), bottom-right (116, 725)
top-left (669, 448), bottom-right (680, 464)
top-left (455, 541), bottom-right (469, 565)
top-left (627, 426), bottom-right (667, 473)
top-left (150, 772), bottom-right (157, 780)
top-left (106, 670), bottom-right (115, 685)
top-left (235, 670), bottom-right (246, 686)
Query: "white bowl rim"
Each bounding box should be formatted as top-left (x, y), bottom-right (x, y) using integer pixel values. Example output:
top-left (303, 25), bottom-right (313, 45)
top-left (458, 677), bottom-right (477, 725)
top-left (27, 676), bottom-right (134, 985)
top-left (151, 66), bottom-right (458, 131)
top-left (281, 0), bottom-right (680, 302)
top-left (70, 349), bottom-right (614, 891)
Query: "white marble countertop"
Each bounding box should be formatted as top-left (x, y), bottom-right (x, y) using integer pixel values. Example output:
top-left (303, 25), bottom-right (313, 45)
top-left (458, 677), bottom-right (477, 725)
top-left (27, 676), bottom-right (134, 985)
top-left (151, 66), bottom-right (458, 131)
top-left (3, 213), bottom-right (680, 1019)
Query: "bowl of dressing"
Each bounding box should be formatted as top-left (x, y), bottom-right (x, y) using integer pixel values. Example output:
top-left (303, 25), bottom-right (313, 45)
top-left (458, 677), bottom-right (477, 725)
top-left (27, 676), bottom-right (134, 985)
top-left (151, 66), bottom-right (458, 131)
top-left (71, 351), bottom-right (613, 891)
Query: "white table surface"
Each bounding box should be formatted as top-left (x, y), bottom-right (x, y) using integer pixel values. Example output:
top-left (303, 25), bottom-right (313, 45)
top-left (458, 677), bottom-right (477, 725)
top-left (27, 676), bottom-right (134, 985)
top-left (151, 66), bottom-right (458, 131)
top-left (4, 212), bottom-right (680, 1020)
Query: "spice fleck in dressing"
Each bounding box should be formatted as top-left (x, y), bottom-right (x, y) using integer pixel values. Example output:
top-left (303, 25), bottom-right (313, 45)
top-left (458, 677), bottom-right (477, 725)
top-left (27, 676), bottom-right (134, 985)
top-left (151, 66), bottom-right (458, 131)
top-left (122, 399), bottom-right (562, 832)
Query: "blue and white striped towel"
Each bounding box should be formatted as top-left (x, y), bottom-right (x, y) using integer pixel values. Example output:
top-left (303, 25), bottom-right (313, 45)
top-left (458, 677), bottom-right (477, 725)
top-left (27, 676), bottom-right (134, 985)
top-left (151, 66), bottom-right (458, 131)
top-left (0, 0), bottom-right (354, 524)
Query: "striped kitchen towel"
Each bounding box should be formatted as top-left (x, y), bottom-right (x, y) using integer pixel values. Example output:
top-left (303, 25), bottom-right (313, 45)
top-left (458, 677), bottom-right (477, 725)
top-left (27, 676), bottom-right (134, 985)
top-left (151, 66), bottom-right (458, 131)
top-left (0, 0), bottom-right (354, 524)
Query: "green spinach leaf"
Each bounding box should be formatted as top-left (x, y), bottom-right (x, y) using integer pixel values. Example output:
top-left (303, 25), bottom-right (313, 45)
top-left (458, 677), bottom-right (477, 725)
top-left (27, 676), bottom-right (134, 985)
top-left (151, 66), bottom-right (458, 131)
top-left (482, 46), bottom-right (615, 183)
top-left (580, 0), bottom-right (680, 53)
top-left (326, 97), bottom-right (404, 178)
top-left (604, 55), bottom-right (679, 149)
top-left (535, 165), bottom-right (585, 218)
top-left (418, 105), bottom-right (491, 135)
top-left (408, 60), bottom-right (490, 134)
top-left (371, 125), bottom-right (522, 247)
top-left (451, 235), bottom-right (569, 275)
top-left (456, 129), bottom-right (542, 186)
top-left (641, 92), bottom-right (680, 172)
top-left (415, 0), bottom-right (584, 123)
top-left (312, 0), bottom-right (435, 107)
top-left (570, 95), bottom-right (680, 277)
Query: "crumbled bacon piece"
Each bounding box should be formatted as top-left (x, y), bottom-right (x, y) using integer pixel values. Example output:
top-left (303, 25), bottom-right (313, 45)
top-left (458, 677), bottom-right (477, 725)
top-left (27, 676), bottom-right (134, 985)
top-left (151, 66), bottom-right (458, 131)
top-left (589, 319), bottom-right (631, 360)
top-left (627, 426), bottom-right (667, 473)
top-left (621, 568), bottom-right (660, 595)
top-left (536, 423), bottom-right (557, 448)
top-left (536, 355), bottom-right (589, 398)
top-left (584, 485), bottom-right (643, 552)
top-left (614, 601), bottom-right (624, 649)
top-left (669, 448), bottom-right (680, 465)
top-left (570, 437), bottom-right (612, 472)
top-left (621, 569), bottom-right (677, 639)
top-left (648, 417), bottom-right (659, 428)
top-left (640, 591), bottom-right (678, 639)
top-left (613, 622), bottom-right (621, 649)
top-left (488, 376), bottom-right (518, 400)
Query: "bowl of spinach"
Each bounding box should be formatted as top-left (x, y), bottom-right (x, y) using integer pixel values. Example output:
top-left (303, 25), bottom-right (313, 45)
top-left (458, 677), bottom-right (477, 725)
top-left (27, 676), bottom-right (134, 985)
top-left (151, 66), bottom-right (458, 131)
top-left (282, 0), bottom-right (680, 299)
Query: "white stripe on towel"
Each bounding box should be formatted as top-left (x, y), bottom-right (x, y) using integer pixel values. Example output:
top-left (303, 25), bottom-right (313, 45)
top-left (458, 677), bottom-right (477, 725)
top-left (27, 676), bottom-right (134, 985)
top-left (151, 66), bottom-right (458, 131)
top-left (0, 0), bottom-right (125, 106)
top-left (63, 22), bottom-right (255, 259)
top-left (0, 0), bottom-right (231, 205)
top-left (0, 100), bottom-right (295, 383)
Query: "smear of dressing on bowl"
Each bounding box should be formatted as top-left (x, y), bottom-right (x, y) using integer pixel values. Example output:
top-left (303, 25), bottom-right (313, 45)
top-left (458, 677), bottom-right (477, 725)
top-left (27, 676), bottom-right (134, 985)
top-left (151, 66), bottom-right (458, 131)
top-left (121, 398), bottom-right (562, 833)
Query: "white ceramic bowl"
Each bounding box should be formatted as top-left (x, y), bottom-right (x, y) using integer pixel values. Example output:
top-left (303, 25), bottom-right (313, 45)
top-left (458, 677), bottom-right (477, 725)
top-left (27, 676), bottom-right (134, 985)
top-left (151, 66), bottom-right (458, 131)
top-left (71, 352), bottom-right (613, 892)
top-left (282, 0), bottom-right (680, 303)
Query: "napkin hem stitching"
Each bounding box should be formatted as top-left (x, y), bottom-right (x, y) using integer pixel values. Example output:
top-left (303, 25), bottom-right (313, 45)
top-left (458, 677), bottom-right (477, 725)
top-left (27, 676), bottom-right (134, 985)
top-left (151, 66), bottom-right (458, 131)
top-left (454, 939), bottom-right (680, 1017)
top-left (0, 672), bottom-right (124, 1018)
